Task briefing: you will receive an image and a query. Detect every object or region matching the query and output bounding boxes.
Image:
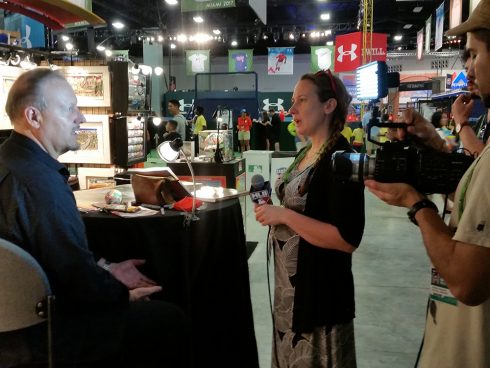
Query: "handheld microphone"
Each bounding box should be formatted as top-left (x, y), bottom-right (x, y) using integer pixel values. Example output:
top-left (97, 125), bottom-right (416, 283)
top-left (249, 174), bottom-right (272, 205)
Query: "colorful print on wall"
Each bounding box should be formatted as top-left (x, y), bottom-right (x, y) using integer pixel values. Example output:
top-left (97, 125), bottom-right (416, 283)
top-left (311, 46), bottom-right (335, 72)
top-left (267, 47), bottom-right (294, 75)
top-left (228, 49), bottom-right (253, 72)
top-left (186, 50), bottom-right (210, 75)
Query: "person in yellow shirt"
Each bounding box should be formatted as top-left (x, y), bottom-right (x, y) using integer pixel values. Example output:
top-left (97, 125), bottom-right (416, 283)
top-left (193, 106), bottom-right (207, 135)
top-left (341, 125), bottom-right (353, 142)
top-left (351, 126), bottom-right (365, 153)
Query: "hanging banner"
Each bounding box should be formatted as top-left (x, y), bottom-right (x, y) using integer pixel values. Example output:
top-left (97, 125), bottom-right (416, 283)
top-left (470, 0), bottom-right (481, 13)
top-left (311, 46), bottom-right (335, 72)
top-left (186, 50), bottom-right (210, 75)
top-left (417, 28), bottom-right (424, 61)
top-left (4, 14), bottom-right (45, 48)
top-left (181, 0), bottom-right (235, 12)
top-left (249, 0), bottom-right (267, 25)
top-left (435, 2), bottom-right (444, 51)
top-left (334, 32), bottom-right (387, 73)
top-left (425, 16), bottom-right (432, 53)
top-left (268, 47), bottom-right (294, 75)
top-left (450, 0), bottom-right (462, 28)
top-left (228, 49), bottom-right (253, 72)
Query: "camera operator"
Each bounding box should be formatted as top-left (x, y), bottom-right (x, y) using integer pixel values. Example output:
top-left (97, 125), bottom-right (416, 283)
top-left (365, 2), bottom-right (490, 367)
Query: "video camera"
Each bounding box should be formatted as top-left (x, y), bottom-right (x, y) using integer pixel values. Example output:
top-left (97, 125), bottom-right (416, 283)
top-left (332, 115), bottom-right (474, 194)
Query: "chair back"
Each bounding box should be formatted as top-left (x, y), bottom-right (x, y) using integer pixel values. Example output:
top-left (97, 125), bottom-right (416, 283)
top-left (0, 238), bottom-right (52, 332)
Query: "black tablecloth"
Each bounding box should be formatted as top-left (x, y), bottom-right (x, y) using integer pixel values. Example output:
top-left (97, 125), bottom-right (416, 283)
top-left (81, 199), bottom-right (259, 368)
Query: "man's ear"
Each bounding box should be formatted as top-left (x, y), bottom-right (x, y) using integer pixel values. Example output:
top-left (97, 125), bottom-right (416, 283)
top-left (24, 106), bottom-right (42, 129)
top-left (323, 98), bottom-right (337, 115)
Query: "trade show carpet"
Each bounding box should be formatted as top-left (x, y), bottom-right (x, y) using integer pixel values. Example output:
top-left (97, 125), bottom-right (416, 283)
top-left (246, 241), bottom-right (258, 259)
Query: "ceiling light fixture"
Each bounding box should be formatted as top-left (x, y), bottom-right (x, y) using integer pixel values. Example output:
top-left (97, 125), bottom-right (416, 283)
top-left (289, 33), bottom-right (295, 40)
top-left (403, 24), bottom-right (413, 29)
top-left (165, 0), bottom-right (178, 4)
top-left (154, 67), bottom-right (164, 76)
top-left (105, 49), bottom-right (113, 57)
top-left (158, 35), bottom-right (164, 42)
top-left (112, 21), bottom-right (125, 29)
top-left (193, 16), bottom-right (204, 23)
top-left (326, 41), bottom-right (334, 46)
top-left (65, 42), bottom-right (74, 51)
top-left (61, 35), bottom-right (70, 42)
top-left (394, 35), bottom-right (403, 41)
top-left (413, 6), bottom-right (423, 13)
top-left (212, 29), bottom-right (221, 35)
top-left (96, 44), bottom-right (106, 51)
top-left (177, 34), bottom-right (188, 43)
top-left (231, 40), bottom-right (238, 46)
top-left (320, 13), bottom-right (330, 21)
top-left (170, 43), bottom-right (176, 49)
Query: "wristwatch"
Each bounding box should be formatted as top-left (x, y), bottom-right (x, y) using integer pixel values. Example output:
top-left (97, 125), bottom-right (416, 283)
top-left (98, 258), bottom-right (112, 271)
top-left (407, 199), bottom-right (438, 226)
top-left (455, 121), bottom-right (471, 134)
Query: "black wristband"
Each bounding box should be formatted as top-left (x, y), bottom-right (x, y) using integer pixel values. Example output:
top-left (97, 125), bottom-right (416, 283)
top-left (407, 199), bottom-right (438, 226)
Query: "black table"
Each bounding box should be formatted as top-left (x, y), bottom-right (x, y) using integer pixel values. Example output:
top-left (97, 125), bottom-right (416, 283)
top-left (75, 187), bottom-right (259, 368)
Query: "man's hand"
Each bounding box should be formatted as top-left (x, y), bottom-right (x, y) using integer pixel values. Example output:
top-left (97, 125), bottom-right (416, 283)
top-left (452, 94), bottom-right (474, 125)
top-left (109, 259), bottom-right (158, 289)
top-left (399, 109), bottom-right (449, 152)
top-left (129, 285), bottom-right (162, 302)
top-left (364, 180), bottom-right (424, 208)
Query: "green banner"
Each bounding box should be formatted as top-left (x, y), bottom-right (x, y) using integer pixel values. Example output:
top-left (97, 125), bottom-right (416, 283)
top-left (185, 50), bottom-right (210, 76)
top-left (311, 46), bottom-right (335, 72)
top-left (228, 49), bottom-right (253, 72)
top-left (181, 0), bottom-right (235, 12)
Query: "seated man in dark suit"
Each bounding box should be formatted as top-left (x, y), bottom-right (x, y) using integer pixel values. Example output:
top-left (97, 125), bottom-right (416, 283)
top-left (0, 68), bottom-right (190, 367)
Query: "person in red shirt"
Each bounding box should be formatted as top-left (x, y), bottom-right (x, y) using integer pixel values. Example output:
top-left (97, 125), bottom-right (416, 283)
top-left (237, 109), bottom-right (252, 152)
top-left (279, 108), bottom-right (286, 122)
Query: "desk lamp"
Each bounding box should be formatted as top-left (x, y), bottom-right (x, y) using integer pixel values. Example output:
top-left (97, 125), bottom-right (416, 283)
top-left (157, 138), bottom-right (199, 224)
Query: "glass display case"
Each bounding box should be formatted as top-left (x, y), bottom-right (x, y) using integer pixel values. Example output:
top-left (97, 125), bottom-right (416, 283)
top-left (198, 129), bottom-right (233, 162)
top-left (112, 115), bottom-right (147, 166)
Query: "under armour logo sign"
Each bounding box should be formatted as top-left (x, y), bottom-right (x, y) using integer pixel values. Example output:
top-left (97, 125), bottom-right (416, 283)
top-left (337, 44), bottom-right (358, 63)
top-left (263, 98), bottom-right (284, 112)
top-left (179, 99), bottom-right (194, 112)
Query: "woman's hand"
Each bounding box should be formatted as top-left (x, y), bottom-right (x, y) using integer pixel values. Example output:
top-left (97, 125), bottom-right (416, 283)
top-left (254, 204), bottom-right (289, 226)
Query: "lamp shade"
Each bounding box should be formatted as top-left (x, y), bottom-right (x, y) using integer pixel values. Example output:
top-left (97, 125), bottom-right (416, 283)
top-left (157, 138), bottom-right (183, 162)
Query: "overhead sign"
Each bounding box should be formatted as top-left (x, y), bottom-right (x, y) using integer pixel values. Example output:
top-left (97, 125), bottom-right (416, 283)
top-left (399, 81), bottom-right (433, 92)
top-left (334, 32), bottom-right (387, 73)
top-left (425, 16), bottom-right (432, 53)
top-left (228, 49), bottom-right (253, 72)
top-left (249, 0), bottom-right (266, 25)
top-left (186, 50), bottom-right (210, 75)
top-left (450, 71), bottom-right (468, 90)
top-left (417, 28), bottom-right (424, 60)
top-left (181, 0), bottom-right (236, 12)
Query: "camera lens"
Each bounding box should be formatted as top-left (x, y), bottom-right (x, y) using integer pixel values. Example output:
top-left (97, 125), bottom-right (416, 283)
top-left (331, 151), bottom-right (375, 182)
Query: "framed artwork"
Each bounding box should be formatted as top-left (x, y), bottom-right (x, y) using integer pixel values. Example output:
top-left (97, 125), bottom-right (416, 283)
top-left (61, 66), bottom-right (111, 107)
top-left (0, 65), bottom-right (23, 130)
top-left (58, 114), bottom-right (111, 164)
top-left (76, 167), bottom-right (118, 190)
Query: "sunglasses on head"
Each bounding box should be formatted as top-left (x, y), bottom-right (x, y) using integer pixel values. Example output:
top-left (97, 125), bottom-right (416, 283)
top-left (315, 69), bottom-right (337, 95)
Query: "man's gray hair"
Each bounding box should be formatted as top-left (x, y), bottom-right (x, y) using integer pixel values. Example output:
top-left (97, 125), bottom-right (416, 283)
top-left (6, 68), bottom-right (66, 123)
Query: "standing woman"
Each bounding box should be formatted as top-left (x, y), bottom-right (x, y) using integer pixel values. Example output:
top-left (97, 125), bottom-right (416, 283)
top-left (255, 70), bottom-right (365, 368)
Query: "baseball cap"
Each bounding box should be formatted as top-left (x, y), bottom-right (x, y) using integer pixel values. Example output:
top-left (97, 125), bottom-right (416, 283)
top-left (446, 0), bottom-right (490, 36)
top-left (241, 108), bottom-right (247, 113)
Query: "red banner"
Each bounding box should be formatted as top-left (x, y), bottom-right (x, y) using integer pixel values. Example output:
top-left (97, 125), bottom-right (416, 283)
top-left (334, 32), bottom-right (387, 72)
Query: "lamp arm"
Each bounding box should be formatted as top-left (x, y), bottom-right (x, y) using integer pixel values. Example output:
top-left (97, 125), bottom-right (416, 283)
top-left (180, 148), bottom-right (196, 222)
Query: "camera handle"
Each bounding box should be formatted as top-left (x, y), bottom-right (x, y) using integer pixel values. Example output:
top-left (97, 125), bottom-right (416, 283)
top-left (367, 121), bottom-right (407, 146)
